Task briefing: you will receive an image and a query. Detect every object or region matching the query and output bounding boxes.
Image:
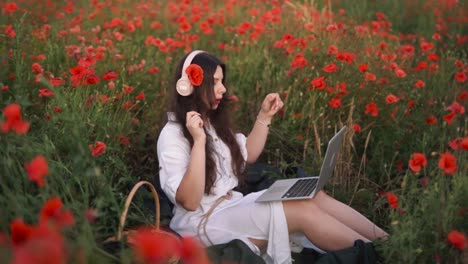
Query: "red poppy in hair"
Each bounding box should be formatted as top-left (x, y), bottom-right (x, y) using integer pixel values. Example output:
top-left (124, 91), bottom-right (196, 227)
top-left (185, 64), bottom-right (204, 86)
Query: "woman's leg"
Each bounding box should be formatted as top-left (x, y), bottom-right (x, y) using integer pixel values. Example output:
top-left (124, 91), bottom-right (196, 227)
top-left (312, 191), bottom-right (389, 240)
top-left (282, 199), bottom-right (370, 251)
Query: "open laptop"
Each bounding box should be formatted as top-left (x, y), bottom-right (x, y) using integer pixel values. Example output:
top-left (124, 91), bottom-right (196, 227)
top-left (255, 126), bottom-right (347, 202)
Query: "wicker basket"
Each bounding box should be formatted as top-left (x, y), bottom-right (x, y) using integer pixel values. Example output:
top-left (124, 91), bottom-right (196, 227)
top-left (106, 180), bottom-right (181, 263)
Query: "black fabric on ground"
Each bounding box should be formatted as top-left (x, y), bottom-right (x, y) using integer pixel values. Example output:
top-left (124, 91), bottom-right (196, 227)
top-left (313, 239), bottom-right (379, 264)
top-left (206, 239), bottom-right (266, 264)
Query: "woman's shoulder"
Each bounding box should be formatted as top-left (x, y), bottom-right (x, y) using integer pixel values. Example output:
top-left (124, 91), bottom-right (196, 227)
top-left (159, 121), bottom-right (184, 141)
top-left (159, 112), bottom-right (183, 134)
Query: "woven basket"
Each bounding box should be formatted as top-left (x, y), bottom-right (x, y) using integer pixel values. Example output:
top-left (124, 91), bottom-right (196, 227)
top-left (106, 180), bottom-right (181, 263)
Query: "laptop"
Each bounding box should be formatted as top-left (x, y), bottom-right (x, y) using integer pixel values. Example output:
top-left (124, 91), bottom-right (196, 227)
top-left (255, 126), bottom-right (347, 202)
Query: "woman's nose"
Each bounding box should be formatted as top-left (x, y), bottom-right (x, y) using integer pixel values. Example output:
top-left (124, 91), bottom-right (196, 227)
top-left (218, 84), bottom-right (226, 94)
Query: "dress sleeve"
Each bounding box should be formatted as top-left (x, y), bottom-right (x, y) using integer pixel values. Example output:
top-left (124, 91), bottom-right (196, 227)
top-left (157, 126), bottom-right (191, 205)
top-left (235, 133), bottom-right (248, 161)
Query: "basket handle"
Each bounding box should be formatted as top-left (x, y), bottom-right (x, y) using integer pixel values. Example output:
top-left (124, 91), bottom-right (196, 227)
top-left (116, 181), bottom-right (160, 240)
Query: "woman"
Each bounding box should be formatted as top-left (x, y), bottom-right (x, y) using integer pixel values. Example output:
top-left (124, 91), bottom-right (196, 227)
top-left (156, 50), bottom-right (388, 264)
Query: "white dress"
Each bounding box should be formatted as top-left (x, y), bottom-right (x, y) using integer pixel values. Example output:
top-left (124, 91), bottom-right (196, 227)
top-left (157, 113), bottom-right (324, 264)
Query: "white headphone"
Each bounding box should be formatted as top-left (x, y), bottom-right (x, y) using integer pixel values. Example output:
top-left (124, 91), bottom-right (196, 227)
top-left (176, 50), bottom-right (205, 96)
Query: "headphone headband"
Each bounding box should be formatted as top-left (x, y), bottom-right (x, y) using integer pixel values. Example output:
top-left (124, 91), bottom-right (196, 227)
top-left (181, 50), bottom-right (205, 78)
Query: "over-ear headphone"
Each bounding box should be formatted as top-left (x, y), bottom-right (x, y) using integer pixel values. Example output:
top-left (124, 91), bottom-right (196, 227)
top-left (176, 50), bottom-right (205, 96)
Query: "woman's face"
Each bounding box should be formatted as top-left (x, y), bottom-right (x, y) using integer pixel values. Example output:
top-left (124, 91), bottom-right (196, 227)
top-left (210, 65), bottom-right (226, 109)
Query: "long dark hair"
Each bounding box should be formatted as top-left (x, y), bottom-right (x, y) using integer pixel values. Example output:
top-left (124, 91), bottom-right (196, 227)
top-left (168, 51), bottom-right (245, 194)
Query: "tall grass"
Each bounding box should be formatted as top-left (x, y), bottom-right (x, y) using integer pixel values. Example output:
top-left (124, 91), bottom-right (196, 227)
top-left (1, 0), bottom-right (467, 262)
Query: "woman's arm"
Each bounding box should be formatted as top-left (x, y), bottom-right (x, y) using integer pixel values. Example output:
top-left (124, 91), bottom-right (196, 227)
top-left (246, 93), bottom-right (284, 163)
top-left (175, 111), bottom-right (206, 211)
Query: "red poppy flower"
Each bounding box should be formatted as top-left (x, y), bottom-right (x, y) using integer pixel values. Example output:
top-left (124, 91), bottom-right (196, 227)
top-left (323, 63), bottom-right (338, 73)
top-left (123, 85), bottom-right (134, 94)
top-left (447, 230), bottom-right (467, 251)
top-left (291, 53), bottom-right (307, 70)
top-left (358, 64), bottom-right (368, 73)
top-left (86, 74), bottom-right (100, 85)
top-left (148, 66), bottom-right (159, 74)
top-left (24, 155), bottom-right (49, 187)
top-left (32, 63), bottom-right (44, 74)
top-left (448, 138), bottom-right (462, 150)
top-left (327, 45), bottom-right (338, 55)
top-left (408, 153), bottom-right (427, 173)
top-left (39, 88), bottom-right (54, 98)
top-left (454, 72), bottom-right (467, 83)
top-left (335, 52), bottom-right (355, 64)
top-left (394, 68), bottom-right (406, 78)
top-left (228, 95), bottom-right (239, 103)
top-left (89, 141), bottom-right (107, 157)
top-left (310, 76), bottom-right (326, 90)
top-left (11, 224), bottom-right (66, 264)
top-left (443, 112), bottom-right (456, 125)
top-left (352, 124), bottom-right (362, 133)
top-left (135, 92), bottom-right (145, 100)
top-left (364, 102), bottom-right (379, 117)
top-left (461, 137), bottom-right (468, 151)
top-left (458, 91), bottom-right (468, 101)
top-left (10, 219), bottom-right (34, 246)
top-left (447, 101), bottom-right (465, 114)
top-left (414, 80), bottom-right (425, 88)
top-left (426, 115), bottom-right (437, 125)
top-left (118, 134), bottom-right (130, 146)
top-left (386, 192), bottom-right (398, 209)
top-left (2, 2), bottom-right (19, 14)
top-left (40, 197), bottom-right (75, 228)
top-left (385, 94), bottom-right (399, 104)
top-left (5, 24), bottom-right (16, 38)
top-left (31, 54), bottom-right (46, 61)
top-left (179, 236), bottom-right (211, 264)
top-left (49, 77), bottom-right (64, 87)
top-left (130, 227), bottom-right (181, 264)
top-left (102, 71), bottom-right (118, 81)
top-left (328, 97), bottom-right (341, 108)
top-left (1, 103), bottom-right (30, 135)
top-left (438, 152), bottom-right (458, 175)
top-left (185, 64), bottom-right (204, 86)
top-left (364, 72), bottom-right (376, 82)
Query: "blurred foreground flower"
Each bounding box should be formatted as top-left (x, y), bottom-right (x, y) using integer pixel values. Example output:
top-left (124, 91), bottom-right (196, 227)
top-left (130, 228), bottom-right (211, 264)
top-left (447, 230), bottom-right (467, 251)
top-left (10, 222), bottom-right (66, 264)
top-left (40, 197), bottom-right (75, 228)
top-left (1, 103), bottom-right (30, 135)
top-left (24, 155), bottom-right (49, 187)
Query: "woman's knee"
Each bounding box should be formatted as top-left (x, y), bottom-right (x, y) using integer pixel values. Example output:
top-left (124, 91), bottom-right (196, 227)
top-left (314, 190), bottom-right (329, 200)
top-left (283, 200), bottom-right (322, 231)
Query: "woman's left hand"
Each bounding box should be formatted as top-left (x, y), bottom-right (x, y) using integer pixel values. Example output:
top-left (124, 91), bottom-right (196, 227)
top-left (259, 93), bottom-right (284, 119)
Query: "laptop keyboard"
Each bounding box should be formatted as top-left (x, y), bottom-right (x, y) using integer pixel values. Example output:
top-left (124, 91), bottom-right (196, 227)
top-left (282, 178), bottom-right (318, 198)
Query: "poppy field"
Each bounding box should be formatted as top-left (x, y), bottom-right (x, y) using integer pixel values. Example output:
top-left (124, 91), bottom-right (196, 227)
top-left (1, 0), bottom-right (467, 263)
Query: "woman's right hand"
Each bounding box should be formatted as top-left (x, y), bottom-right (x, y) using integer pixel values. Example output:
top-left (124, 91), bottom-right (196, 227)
top-left (186, 111), bottom-right (206, 142)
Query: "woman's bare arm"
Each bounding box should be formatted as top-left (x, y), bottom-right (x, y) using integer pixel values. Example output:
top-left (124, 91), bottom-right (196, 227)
top-left (246, 93), bottom-right (284, 163)
top-left (175, 111), bottom-right (206, 211)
